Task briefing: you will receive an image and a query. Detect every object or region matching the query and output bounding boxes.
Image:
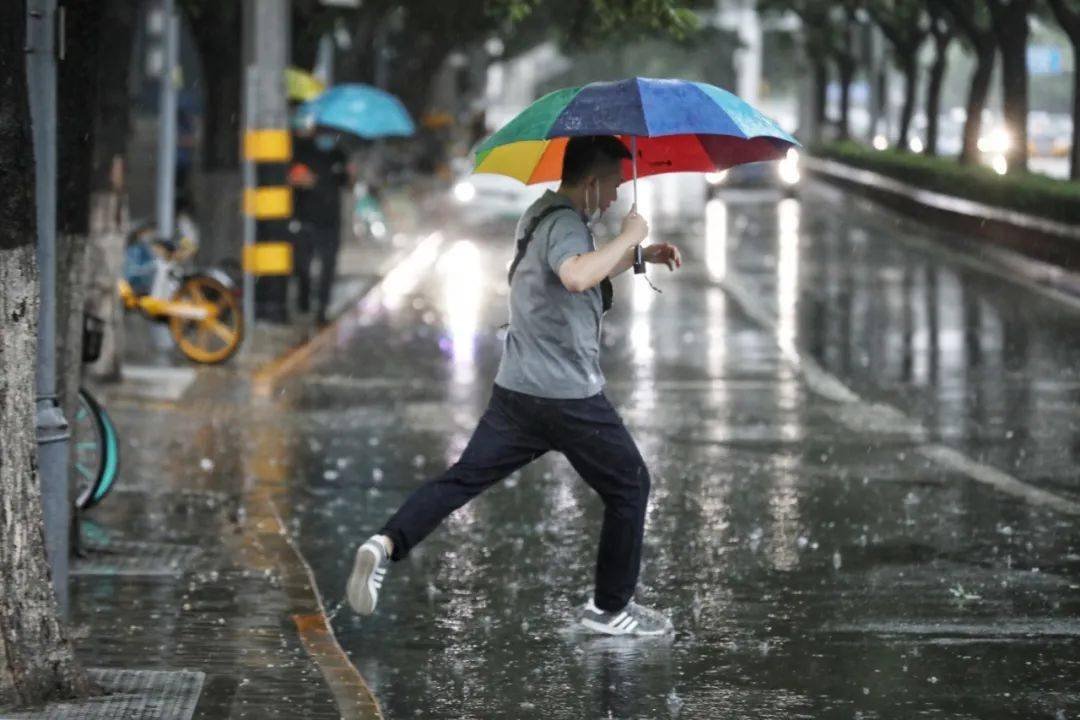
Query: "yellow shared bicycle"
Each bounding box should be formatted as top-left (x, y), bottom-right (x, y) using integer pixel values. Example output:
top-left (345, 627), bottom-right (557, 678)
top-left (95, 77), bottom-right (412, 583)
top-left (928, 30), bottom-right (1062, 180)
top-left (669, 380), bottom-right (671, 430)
top-left (120, 219), bottom-right (243, 364)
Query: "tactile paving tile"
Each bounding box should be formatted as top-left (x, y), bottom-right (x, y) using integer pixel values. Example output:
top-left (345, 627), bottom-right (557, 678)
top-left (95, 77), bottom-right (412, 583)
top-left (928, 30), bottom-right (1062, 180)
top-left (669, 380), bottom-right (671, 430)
top-left (1, 669), bottom-right (204, 720)
top-left (72, 540), bottom-right (202, 577)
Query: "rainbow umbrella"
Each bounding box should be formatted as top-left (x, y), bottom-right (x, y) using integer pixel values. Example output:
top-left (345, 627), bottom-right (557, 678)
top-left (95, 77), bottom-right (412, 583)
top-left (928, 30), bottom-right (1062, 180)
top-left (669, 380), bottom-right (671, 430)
top-left (474, 77), bottom-right (799, 272)
top-left (474, 77), bottom-right (798, 184)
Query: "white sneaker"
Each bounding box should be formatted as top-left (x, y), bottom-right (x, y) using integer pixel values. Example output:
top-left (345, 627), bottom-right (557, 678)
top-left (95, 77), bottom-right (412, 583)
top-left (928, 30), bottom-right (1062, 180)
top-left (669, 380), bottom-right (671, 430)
top-left (578, 599), bottom-right (673, 636)
top-left (346, 536), bottom-right (390, 615)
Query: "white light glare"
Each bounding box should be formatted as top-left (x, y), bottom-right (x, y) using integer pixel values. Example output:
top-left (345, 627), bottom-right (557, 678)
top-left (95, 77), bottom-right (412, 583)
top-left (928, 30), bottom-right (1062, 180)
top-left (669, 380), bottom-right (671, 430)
top-left (453, 181), bottom-right (476, 203)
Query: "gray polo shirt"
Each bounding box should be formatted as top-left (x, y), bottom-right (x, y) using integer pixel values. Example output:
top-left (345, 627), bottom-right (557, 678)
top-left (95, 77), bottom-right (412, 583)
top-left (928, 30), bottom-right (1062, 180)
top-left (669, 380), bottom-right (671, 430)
top-left (494, 191), bottom-right (605, 399)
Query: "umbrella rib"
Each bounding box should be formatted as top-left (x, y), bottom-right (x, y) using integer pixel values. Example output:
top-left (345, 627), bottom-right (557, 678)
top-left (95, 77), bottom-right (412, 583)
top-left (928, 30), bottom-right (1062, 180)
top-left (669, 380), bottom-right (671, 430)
top-left (632, 77), bottom-right (652, 139)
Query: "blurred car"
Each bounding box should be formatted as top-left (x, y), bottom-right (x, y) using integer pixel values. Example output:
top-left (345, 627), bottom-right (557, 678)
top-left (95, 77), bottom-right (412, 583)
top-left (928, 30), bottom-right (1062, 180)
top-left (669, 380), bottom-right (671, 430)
top-left (450, 173), bottom-right (551, 223)
top-left (705, 148), bottom-right (801, 198)
top-left (448, 154), bottom-right (552, 224)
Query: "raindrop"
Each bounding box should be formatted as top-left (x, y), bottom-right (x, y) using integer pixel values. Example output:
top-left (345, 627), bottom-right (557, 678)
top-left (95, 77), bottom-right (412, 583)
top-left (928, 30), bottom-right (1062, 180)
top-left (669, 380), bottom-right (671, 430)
top-left (797, 536), bottom-right (809, 549)
top-left (666, 690), bottom-right (684, 717)
top-left (336, 457), bottom-right (350, 469)
top-left (413, 454), bottom-right (426, 468)
top-left (324, 469), bottom-right (340, 481)
top-left (372, 468), bottom-right (384, 483)
top-left (833, 550), bottom-right (842, 570)
top-left (200, 458), bottom-right (214, 472)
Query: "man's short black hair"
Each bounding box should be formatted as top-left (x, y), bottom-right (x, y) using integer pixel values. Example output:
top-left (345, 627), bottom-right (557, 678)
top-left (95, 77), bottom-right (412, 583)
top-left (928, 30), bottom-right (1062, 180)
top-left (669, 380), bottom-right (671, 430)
top-left (561, 135), bottom-right (632, 185)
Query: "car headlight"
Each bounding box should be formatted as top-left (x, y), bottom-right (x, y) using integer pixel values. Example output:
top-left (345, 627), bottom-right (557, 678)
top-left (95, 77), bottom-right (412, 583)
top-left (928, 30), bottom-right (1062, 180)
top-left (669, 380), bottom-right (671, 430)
top-left (705, 170), bottom-right (728, 186)
top-left (453, 181), bottom-right (476, 203)
top-left (777, 149), bottom-right (800, 185)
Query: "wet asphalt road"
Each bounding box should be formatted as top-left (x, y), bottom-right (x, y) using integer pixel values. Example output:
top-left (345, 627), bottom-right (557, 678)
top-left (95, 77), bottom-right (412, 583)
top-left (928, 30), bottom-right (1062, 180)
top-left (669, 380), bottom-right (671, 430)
top-left (259, 177), bottom-right (1080, 719)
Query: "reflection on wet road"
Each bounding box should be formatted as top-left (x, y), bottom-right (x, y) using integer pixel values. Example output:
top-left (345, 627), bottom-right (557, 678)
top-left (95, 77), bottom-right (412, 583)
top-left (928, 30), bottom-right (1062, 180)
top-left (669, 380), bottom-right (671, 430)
top-left (264, 177), bottom-right (1080, 718)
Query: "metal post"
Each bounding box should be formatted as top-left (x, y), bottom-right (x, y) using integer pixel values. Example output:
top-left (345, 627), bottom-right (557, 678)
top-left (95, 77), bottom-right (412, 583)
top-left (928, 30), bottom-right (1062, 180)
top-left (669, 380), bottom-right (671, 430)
top-left (27, 0), bottom-right (71, 618)
top-left (735, 0), bottom-right (762, 110)
top-left (245, 0), bottom-right (293, 323)
top-left (155, 0), bottom-right (179, 242)
top-left (242, 64), bottom-right (257, 340)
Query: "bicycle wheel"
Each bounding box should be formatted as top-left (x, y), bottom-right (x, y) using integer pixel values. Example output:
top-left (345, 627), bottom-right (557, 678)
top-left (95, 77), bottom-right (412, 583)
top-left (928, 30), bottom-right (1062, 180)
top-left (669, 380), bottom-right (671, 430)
top-left (73, 388), bottom-right (121, 510)
top-left (168, 274), bottom-right (244, 364)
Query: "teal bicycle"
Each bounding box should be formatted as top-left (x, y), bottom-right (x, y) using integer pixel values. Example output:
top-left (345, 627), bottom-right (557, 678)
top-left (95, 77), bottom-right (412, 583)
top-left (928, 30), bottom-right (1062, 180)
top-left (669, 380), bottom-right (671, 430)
top-left (73, 388), bottom-right (120, 510)
top-left (75, 315), bottom-right (121, 510)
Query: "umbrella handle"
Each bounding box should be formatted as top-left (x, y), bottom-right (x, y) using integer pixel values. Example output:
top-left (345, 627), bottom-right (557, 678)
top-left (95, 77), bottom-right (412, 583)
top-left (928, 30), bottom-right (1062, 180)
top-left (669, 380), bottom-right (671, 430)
top-left (631, 136), bottom-right (645, 275)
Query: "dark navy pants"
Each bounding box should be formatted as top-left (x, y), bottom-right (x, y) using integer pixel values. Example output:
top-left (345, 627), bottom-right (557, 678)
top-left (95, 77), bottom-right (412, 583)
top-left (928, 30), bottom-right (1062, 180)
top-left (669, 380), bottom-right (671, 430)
top-left (381, 383), bottom-right (650, 612)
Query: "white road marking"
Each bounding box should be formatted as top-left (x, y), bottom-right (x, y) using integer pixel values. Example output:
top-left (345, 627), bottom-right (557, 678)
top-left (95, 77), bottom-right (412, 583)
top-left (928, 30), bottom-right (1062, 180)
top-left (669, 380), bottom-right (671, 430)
top-left (715, 269), bottom-right (1080, 517)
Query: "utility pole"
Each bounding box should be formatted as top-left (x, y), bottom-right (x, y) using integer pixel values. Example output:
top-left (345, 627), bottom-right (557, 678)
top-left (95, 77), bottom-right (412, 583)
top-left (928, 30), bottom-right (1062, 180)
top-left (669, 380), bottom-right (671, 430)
top-left (243, 0), bottom-right (293, 324)
top-left (27, 0), bottom-right (70, 618)
top-left (152, 0), bottom-right (179, 244)
top-left (734, 0), bottom-right (762, 110)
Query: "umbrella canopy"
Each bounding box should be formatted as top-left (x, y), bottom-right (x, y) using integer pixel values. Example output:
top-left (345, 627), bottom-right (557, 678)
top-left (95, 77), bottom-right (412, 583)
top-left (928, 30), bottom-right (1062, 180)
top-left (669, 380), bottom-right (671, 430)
top-left (473, 77), bottom-right (799, 184)
top-left (285, 67), bottom-right (326, 103)
top-left (294, 84), bottom-right (416, 139)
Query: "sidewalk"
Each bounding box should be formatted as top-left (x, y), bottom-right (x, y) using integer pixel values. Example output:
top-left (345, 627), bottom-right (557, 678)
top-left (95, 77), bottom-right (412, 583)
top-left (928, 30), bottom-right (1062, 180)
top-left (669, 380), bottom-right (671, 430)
top-left (13, 189), bottom-right (448, 720)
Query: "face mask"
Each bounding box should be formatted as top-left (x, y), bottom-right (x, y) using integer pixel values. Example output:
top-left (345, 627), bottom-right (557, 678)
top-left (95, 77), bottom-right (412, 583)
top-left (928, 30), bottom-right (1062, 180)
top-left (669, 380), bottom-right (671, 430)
top-left (585, 178), bottom-right (602, 226)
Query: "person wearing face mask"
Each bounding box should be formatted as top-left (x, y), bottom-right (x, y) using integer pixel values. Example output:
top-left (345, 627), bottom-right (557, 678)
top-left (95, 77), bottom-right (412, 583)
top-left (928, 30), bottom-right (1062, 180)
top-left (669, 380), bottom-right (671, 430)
top-left (289, 127), bottom-right (353, 326)
top-left (346, 135), bottom-right (684, 636)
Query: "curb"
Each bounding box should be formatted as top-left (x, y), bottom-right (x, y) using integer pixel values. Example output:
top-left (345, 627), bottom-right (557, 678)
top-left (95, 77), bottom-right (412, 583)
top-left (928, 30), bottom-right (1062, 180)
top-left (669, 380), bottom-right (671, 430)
top-left (805, 156), bottom-right (1080, 292)
top-left (251, 233), bottom-right (436, 398)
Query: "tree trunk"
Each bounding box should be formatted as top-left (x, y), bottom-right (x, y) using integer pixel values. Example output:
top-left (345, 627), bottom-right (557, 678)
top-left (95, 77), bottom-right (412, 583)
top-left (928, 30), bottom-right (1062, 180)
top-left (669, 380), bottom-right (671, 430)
top-left (961, 42), bottom-right (995, 164)
top-left (812, 58), bottom-right (828, 142)
top-left (838, 57), bottom-right (855, 140)
top-left (925, 34), bottom-right (951, 155)
top-left (1073, 48), bottom-right (1080, 180)
top-left (1000, 31), bottom-right (1030, 172)
top-left (188, 3), bottom-right (243, 268)
top-left (85, 0), bottom-right (136, 383)
top-left (898, 55), bottom-right (919, 151)
top-left (85, 190), bottom-right (127, 380)
top-left (989, 1), bottom-right (1031, 173)
top-left (0, 0), bottom-right (91, 708)
top-left (1046, 0), bottom-right (1080, 180)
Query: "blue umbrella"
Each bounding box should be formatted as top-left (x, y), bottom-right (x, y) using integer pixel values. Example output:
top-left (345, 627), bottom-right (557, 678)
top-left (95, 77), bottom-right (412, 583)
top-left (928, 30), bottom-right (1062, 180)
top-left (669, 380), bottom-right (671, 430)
top-left (294, 83), bottom-right (415, 139)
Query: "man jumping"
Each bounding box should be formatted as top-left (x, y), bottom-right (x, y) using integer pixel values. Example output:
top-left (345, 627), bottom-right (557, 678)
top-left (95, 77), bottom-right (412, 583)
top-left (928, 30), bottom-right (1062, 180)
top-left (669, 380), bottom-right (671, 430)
top-left (347, 135), bottom-right (683, 636)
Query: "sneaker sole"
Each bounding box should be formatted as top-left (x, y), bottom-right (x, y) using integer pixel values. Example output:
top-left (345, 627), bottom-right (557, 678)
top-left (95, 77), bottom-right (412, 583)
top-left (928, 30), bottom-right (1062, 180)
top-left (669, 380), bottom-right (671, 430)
top-left (579, 617), bottom-right (669, 637)
top-left (346, 545), bottom-right (380, 615)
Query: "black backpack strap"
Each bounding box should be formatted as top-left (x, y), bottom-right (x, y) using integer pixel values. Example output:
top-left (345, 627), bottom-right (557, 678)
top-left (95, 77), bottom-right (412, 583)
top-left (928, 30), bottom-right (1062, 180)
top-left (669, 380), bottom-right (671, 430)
top-left (506, 204), bottom-right (614, 315)
top-left (507, 205), bottom-right (577, 285)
